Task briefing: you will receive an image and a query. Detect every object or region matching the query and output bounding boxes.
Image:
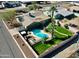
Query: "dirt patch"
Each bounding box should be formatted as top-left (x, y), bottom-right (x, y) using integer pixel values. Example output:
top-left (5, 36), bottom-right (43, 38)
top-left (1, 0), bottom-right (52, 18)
top-left (4, 21), bottom-right (15, 29)
top-left (13, 34), bottom-right (36, 58)
top-left (4, 19), bottom-right (21, 29)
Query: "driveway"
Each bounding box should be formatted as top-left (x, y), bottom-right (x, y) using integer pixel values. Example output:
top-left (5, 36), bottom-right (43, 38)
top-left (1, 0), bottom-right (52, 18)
top-left (0, 21), bottom-right (24, 58)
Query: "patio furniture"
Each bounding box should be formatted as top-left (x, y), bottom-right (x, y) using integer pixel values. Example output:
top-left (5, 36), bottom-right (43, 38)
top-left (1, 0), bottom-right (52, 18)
top-left (27, 31), bottom-right (32, 35)
top-left (28, 37), bottom-right (36, 45)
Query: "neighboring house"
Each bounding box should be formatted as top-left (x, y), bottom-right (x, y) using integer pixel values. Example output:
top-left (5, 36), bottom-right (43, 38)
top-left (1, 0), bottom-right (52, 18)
top-left (54, 8), bottom-right (75, 20)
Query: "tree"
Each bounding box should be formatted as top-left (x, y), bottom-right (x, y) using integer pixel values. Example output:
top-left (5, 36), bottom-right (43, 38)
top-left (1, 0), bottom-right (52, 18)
top-left (28, 1), bottom-right (38, 11)
top-left (28, 5), bottom-right (34, 11)
top-left (57, 21), bottom-right (61, 26)
top-left (64, 24), bottom-right (69, 29)
top-left (32, 1), bottom-right (37, 10)
top-left (47, 4), bottom-right (57, 41)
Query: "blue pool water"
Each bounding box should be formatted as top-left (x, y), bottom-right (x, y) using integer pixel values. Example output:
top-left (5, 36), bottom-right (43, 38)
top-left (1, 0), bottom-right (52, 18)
top-left (32, 29), bottom-right (48, 38)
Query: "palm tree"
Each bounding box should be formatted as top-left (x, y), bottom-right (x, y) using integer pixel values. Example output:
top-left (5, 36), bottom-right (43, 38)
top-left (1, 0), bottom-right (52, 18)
top-left (50, 5), bottom-right (56, 39)
top-left (45, 3), bottom-right (57, 42)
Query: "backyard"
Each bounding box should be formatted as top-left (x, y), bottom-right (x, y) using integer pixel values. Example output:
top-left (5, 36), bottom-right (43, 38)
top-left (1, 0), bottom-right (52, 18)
top-left (33, 39), bottom-right (62, 54)
top-left (33, 23), bottom-right (73, 55)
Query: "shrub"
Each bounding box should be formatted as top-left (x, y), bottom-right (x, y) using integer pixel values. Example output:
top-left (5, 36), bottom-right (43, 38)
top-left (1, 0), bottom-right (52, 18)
top-left (57, 21), bottom-right (61, 26)
top-left (13, 23), bottom-right (21, 27)
top-left (64, 24), bottom-right (69, 29)
top-left (45, 28), bottom-right (49, 32)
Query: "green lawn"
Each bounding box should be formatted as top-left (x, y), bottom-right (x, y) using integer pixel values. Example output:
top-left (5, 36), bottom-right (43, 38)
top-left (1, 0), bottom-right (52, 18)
top-left (46, 23), bottom-right (73, 36)
top-left (54, 30), bottom-right (67, 38)
top-left (33, 42), bottom-right (52, 54)
top-left (53, 39), bottom-right (63, 44)
top-left (55, 26), bottom-right (73, 36)
top-left (33, 38), bottom-right (63, 54)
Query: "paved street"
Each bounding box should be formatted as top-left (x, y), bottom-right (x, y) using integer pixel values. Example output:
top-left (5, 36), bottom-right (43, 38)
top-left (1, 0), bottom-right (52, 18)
top-left (0, 21), bottom-right (24, 58)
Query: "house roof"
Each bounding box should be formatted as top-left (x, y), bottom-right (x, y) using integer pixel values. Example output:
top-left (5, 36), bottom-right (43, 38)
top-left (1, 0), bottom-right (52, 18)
top-left (54, 8), bottom-right (73, 17)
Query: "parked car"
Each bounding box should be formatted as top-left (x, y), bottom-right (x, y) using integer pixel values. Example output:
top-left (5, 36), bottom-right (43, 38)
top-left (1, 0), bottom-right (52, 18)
top-left (4, 1), bottom-right (21, 8)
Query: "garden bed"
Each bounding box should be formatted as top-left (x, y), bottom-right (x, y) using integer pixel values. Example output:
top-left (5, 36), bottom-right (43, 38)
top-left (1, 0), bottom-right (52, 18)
top-left (4, 21), bottom-right (15, 29)
top-left (13, 34), bottom-right (36, 58)
top-left (4, 19), bottom-right (21, 29)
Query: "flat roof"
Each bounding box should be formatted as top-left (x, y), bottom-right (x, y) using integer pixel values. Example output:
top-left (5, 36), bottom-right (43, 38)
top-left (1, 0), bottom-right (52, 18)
top-left (54, 8), bottom-right (73, 17)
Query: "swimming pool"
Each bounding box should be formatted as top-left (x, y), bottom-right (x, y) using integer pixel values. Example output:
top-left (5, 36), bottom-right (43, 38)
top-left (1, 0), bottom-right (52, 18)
top-left (32, 29), bottom-right (48, 38)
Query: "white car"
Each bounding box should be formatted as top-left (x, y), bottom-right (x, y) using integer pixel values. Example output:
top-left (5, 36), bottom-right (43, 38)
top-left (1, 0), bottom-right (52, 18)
top-left (0, 2), bottom-right (5, 9)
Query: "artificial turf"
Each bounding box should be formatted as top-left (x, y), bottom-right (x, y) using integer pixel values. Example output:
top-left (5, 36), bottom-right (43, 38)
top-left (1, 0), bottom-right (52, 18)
top-left (55, 26), bottom-right (73, 36)
top-left (33, 42), bottom-right (52, 54)
top-left (33, 38), bottom-right (63, 54)
top-left (46, 23), bottom-right (73, 36)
